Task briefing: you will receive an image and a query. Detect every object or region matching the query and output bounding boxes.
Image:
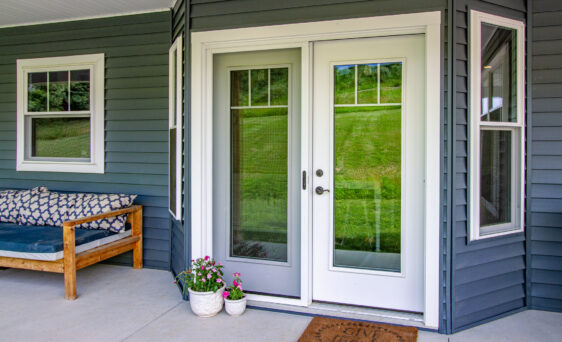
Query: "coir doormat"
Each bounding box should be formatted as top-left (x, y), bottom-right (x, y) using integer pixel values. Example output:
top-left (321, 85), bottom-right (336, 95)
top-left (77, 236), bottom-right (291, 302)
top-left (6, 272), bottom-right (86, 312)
top-left (298, 317), bottom-right (418, 342)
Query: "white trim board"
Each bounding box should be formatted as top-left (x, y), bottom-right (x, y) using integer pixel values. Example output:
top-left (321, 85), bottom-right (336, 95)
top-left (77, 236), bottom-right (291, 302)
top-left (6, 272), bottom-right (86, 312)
top-left (191, 12), bottom-right (441, 329)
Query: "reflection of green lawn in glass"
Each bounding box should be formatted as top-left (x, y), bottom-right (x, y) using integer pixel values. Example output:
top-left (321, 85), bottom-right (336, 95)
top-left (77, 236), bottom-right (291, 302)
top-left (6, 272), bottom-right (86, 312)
top-left (33, 118), bottom-right (90, 158)
top-left (233, 106), bottom-right (402, 255)
top-left (334, 106), bottom-right (401, 254)
top-left (233, 108), bottom-right (288, 257)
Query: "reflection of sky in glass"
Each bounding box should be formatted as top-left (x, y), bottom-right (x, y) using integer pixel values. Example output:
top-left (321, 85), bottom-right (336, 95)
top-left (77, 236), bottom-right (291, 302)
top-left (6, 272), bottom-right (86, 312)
top-left (481, 97), bottom-right (503, 115)
top-left (335, 65), bottom-right (354, 72)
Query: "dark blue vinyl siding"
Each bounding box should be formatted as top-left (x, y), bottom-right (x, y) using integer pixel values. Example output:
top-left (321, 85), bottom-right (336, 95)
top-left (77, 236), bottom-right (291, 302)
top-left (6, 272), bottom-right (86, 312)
top-left (528, 0), bottom-right (562, 312)
top-left (0, 11), bottom-right (171, 270)
top-left (449, 0), bottom-right (527, 333)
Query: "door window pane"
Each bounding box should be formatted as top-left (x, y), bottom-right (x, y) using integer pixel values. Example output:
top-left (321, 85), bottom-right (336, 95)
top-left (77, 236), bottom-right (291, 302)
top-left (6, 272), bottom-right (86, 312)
top-left (231, 70), bottom-right (249, 107)
top-left (480, 130), bottom-right (512, 227)
top-left (357, 64), bottom-right (378, 104)
top-left (250, 69), bottom-right (269, 106)
top-left (30, 117), bottom-right (90, 158)
top-left (380, 63), bottom-right (402, 103)
top-left (334, 65), bottom-right (355, 104)
top-left (333, 105), bottom-right (402, 272)
top-left (28, 72), bottom-right (47, 112)
top-left (270, 68), bottom-right (289, 106)
top-left (230, 67), bottom-right (290, 262)
top-left (480, 23), bottom-right (517, 122)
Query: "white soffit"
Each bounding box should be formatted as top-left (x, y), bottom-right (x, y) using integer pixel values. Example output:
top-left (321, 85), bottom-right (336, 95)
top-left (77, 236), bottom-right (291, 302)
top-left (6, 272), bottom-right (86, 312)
top-left (0, 0), bottom-right (175, 28)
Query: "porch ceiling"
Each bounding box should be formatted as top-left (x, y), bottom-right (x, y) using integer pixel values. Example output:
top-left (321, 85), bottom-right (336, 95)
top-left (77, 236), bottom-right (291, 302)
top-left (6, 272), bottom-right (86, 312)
top-left (0, 0), bottom-right (175, 28)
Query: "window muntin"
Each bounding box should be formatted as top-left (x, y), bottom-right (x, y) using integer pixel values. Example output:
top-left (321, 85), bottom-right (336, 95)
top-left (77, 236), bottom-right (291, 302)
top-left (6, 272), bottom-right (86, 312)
top-left (169, 35), bottom-right (183, 220)
top-left (470, 11), bottom-right (524, 240)
top-left (16, 54), bottom-right (104, 173)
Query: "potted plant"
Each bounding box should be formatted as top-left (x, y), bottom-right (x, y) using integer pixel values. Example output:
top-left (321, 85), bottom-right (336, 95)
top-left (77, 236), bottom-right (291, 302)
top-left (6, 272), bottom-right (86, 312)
top-left (175, 256), bottom-right (225, 317)
top-left (223, 272), bottom-right (246, 316)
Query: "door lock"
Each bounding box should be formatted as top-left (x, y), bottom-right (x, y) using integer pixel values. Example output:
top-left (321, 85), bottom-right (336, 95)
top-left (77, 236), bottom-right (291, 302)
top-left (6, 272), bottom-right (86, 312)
top-left (315, 186), bottom-right (330, 195)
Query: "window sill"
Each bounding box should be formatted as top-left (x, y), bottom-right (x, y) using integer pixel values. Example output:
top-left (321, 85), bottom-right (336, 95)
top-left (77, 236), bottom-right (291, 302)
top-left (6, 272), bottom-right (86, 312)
top-left (17, 161), bottom-right (104, 174)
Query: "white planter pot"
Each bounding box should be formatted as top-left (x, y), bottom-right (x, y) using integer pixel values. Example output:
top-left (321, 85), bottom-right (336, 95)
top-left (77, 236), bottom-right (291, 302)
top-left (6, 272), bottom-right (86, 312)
top-left (188, 285), bottom-right (225, 317)
top-left (224, 296), bottom-right (247, 316)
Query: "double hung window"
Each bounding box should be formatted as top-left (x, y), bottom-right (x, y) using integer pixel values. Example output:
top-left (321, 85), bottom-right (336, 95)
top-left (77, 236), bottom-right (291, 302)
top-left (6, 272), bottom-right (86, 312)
top-left (470, 11), bottom-right (525, 240)
top-left (16, 54), bottom-right (104, 173)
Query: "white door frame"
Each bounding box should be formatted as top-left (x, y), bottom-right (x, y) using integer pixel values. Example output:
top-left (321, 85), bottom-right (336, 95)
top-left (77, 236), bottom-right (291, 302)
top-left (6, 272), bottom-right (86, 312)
top-left (191, 11), bottom-right (441, 328)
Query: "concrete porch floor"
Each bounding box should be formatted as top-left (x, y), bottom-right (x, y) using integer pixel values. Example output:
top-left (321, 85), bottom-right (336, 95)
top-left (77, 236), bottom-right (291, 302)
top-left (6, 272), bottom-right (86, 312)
top-left (0, 265), bottom-right (560, 342)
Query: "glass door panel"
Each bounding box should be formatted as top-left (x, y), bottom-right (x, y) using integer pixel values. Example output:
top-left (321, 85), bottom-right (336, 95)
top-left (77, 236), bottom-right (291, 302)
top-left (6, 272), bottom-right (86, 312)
top-left (230, 68), bottom-right (290, 262)
top-left (333, 62), bottom-right (403, 273)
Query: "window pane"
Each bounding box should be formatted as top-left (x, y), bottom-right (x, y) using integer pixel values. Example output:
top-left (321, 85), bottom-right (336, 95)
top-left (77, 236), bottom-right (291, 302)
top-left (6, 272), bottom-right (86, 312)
top-left (169, 127), bottom-right (177, 215)
top-left (28, 72), bottom-right (47, 112)
top-left (70, 70), bottom-right (90, 111)
top-left (480, 130), bottom-right (512, 227)
top-left (380, 62), bottom-right (402, 103)
top-left (481, 23), bottom-right (517, 122)
top-left (270, 68), bottom-right (289, 106)
top-left (31, 117), bottom-right (90, 159)
top-left (230, 70), bottom-right (249, 107)
top-left (49, 71), bottom-right (69, 111)
top-left (334, 65), bottom-right (355, 104)
top-left (357, 64), bottom-right (378, 104)
top-left (250, 69), bottom-right (268, 106)
top-left (230, 107), bottom-right (288, 262)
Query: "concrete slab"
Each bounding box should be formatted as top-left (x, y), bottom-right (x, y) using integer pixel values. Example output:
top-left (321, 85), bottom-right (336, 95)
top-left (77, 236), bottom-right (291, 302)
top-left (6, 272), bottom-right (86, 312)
top-left (1, 265), bottom-right (561, 342)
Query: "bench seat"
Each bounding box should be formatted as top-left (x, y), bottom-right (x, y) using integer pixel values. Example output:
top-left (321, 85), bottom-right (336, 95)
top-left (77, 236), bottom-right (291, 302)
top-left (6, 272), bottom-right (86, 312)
top-left (0, 224), bottom-right (131, 261)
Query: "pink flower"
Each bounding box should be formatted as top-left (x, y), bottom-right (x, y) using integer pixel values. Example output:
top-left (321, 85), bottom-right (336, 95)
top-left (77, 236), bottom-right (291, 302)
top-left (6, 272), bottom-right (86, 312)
top-left (233, 272), bottom-right (241, 277)
top-left (233, 280), bottom-right (238, 286)
top-left (212, 268), bottom-right (217, 273)
top-left (237, 285), bottom-right (242, 290)
top-left (173, 281), bottom-right (177, 284)
top-left (207, 273), bottom-right (212, 279)
top-left (216, 279), bottom-right (222, 283)
top-left (219, 263), bottom-right (223, 266)
top-left (201, 265), bottom-right (204, 270)
top-left (197, 273), bottom-right (201, 276)
top-left (204, 256), bottom-right (210, 261)
top-left (222, 291), bottom-right (229, 299)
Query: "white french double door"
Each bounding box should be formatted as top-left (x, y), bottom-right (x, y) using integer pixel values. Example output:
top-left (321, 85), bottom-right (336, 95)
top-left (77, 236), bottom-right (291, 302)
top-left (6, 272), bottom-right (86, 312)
top-left (212, 35), bottom-right (426, 312)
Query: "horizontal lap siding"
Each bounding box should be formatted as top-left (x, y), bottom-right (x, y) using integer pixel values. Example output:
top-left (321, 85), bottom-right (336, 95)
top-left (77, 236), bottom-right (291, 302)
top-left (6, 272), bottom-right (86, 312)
top-left (529, 0), bottom-right (562, 312)
top-left (450, 0), bottom-right (527, 332)
top-left (0, 11), bottom-right (171, 270)
top-left (190, 0), bottom-right (446, 31)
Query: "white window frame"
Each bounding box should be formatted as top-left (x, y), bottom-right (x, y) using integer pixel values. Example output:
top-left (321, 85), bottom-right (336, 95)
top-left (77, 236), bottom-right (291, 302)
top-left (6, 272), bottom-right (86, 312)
top-left (469, 10), bottom-right (525, 240)
top-left (169, 35), bottom-right (183, 220)
top-left (16, 53), bottom-right (105, 173)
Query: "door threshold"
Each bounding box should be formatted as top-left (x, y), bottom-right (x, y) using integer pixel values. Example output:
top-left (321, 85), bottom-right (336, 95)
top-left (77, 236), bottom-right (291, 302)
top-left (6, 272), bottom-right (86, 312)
top-left (247, 300), bottom-right (427, 329)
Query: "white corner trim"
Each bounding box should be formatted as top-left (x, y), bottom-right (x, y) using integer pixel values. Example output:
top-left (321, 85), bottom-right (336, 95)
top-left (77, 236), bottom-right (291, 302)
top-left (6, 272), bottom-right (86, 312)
top-left (16, 53), bottom-right (105, 174)
top-left (469, 10), bottom-right (525, 241)
top-left (191, 11), bottom-right (442, 328)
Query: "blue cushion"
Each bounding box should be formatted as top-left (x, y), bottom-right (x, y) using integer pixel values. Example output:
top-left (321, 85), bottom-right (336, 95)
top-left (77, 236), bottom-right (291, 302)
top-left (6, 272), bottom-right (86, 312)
top-left (0, 224), bottom-right (116, 254)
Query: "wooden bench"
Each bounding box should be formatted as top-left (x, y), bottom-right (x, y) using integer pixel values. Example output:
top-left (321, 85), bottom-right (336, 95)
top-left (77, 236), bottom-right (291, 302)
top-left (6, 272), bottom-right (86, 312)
top-left (0, 205), bottom-right (143, 300)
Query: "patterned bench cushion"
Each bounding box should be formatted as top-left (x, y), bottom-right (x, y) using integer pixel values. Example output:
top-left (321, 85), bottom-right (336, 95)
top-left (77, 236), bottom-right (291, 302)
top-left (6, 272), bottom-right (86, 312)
top-left (67, 193), bottom-right (137, 233)
top-left (19, 191), bottom-right (79, 227)
top-left (0, 187), bottom-right (48, 223)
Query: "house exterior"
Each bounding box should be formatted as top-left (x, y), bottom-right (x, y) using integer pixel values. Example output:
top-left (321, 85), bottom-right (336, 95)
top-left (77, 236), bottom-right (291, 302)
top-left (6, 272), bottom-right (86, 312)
top-left (0, 0), bottom-right (560, 335)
